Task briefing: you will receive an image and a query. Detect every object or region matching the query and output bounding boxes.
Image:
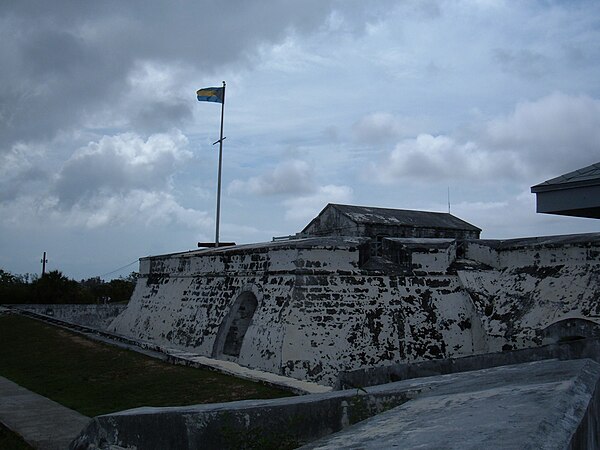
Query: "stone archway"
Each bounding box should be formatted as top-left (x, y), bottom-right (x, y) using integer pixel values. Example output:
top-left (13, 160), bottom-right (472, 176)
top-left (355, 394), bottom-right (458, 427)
top-left (213, 291), bottom-right (258, 360)
top-left (541, 317), bottom-right (600, 345)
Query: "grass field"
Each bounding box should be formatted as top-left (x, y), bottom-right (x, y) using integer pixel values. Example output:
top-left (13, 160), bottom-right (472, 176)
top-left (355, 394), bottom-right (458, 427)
top-left (0, 423), bottom-right (33, 450)
top-left (0, 314), bottom-right (292, 417)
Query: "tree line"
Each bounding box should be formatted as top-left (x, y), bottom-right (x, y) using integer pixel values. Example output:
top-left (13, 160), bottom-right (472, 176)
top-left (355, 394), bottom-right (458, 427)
top-left (0, 269), bottom-right (138, 304)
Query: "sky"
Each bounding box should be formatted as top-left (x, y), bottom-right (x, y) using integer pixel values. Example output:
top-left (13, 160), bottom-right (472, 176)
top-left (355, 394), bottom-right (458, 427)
top-left (1, 0), bottom-right (600, 280)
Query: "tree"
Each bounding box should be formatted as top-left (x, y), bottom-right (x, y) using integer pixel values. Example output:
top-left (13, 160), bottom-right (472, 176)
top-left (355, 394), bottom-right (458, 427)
top-left (0, 268), bottom-right (137, 304)
top-left (0, 269), bottom-right (31, 304)
top-left (32, 270), bottom-right (92, 304)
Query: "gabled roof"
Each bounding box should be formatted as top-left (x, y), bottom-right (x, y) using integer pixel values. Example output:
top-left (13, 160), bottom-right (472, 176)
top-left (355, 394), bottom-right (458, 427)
top-left (303, 204), bottom-right (481, 232)
top-left (531, 162), bottom-right (600, 193)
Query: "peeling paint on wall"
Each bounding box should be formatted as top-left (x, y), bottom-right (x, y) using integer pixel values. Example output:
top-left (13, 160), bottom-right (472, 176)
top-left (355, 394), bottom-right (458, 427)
top-left (109, 233), bottom-right (600, 386)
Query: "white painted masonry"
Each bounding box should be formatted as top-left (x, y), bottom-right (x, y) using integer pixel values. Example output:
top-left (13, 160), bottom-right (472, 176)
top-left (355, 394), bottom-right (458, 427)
top-left (109, 220), bottom-right (600, 386)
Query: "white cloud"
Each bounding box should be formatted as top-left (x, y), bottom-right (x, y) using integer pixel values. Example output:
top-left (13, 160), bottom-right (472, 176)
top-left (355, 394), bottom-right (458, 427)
top-left (0, 130), bottom-right (211, 232)
top-left (451, 190), bottom-right (600, 240)
top-left (484, 92), bottom-right (600, 174)
top-left (55, 190), bottom-right (212, 229)
top-left (0, 189), bottom-right (211, 231)
top-left (284, 184), bottom-right (353, 221)
top-left (353, 112), bottom-right (413, 144)
top-left (228, 159), bottom-right (315, 196)
top-left (55, 130), bottom-right (191, 207)
top-left (370, 93), bottom-right (600, 185)
top-left (370, 133), bottom-right (522, 183)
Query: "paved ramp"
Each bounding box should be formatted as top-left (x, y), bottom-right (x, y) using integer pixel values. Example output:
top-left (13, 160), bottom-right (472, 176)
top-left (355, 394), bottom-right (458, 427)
top-left (0, 377), bottom-right (90, 450)
top-left (302, 359), bottom-right (600, 449)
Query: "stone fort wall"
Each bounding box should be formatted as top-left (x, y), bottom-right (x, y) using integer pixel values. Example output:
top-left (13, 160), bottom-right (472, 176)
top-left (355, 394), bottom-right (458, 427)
top-left (109, 234), bottom-right (600, 386)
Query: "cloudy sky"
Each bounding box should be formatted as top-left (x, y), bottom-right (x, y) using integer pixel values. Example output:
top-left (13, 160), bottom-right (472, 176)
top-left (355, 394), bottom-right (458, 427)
top-left (2, 0), bottom-right (600, 279)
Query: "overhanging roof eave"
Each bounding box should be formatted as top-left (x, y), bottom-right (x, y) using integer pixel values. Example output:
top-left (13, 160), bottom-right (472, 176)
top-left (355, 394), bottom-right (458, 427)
top-left (531, 178), bottom-right (600, 193)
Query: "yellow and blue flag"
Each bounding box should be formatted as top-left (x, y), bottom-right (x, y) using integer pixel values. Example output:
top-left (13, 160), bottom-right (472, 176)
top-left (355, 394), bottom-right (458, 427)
top-left (196, 87), bottom-right (224, 103)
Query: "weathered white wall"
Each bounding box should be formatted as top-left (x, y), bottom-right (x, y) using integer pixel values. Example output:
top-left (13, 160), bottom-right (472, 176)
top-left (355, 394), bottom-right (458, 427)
top-left (460, 236), bottom-right (600, 352)
top-left (110, 234), bottom-right (600, 386)
top-left (411, 243), bottom-right (456, 274)
top-left (464, 242), bottom-right (500, 268)
top-left (111, 240), bottom-right (366, 378)
top-left (110, 239), bottom-right (482, 385)
top-left (280, 274), bottom-right (485, 384)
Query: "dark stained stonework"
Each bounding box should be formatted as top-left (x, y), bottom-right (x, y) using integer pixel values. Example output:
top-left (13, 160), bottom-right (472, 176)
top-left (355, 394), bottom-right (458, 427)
top-left (108, 206), bottom-right (600, 386)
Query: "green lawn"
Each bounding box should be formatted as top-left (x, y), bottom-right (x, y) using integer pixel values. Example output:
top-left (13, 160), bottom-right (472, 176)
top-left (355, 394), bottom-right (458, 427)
top-left (0, 315), bottom-right (292, 417)
top-left (0, 423), bottom-right (33, 450)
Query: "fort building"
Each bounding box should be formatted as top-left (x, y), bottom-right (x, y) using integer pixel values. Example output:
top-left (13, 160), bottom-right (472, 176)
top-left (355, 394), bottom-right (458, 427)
top-left (108, 203), bottom-right (600, 386)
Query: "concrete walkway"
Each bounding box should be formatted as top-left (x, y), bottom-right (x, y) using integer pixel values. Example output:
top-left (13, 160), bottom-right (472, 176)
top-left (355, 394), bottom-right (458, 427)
top-left (0, 376), bottom-right (90, 450)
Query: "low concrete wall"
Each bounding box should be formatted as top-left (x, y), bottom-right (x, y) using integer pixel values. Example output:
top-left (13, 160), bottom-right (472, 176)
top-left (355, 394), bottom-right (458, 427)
top-left (569, 372), bottom-right (600, 449)
top-left (10, 304), bottom-right (127, 330)
top-left (71, 359), bottom-right (600, 450)
top-left (569, 372), bottom-right (600, 450)
top-left (338, 337), bottom-right (600, 389)
top-left (70, 385), bottom-right (418, 450)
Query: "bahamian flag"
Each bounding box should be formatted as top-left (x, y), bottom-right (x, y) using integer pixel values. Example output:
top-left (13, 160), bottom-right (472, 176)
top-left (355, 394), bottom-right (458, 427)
top-left (196, 87), bottom-right (224, 103)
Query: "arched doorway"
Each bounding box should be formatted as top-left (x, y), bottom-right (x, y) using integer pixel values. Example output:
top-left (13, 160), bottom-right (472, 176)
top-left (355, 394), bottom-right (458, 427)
top-left (541, 318), bottom-right (600, 345)
top-left (213, 291), bottom-right (258, 359)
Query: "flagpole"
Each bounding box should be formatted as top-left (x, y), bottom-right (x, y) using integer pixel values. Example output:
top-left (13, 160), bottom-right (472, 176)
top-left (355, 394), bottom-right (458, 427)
top-left (215, 80), bottom-right (226, 247)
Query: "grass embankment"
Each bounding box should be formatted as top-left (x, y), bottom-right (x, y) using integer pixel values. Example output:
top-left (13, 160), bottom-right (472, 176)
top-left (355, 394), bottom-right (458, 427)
top-left (0, 315), bottom-right (292, 417)
top-left (0, 423), bottom-right (33, 450)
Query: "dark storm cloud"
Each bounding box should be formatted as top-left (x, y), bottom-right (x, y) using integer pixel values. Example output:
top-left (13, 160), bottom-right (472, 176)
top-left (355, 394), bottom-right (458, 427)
top-left (130, 99), bottom-right (193, 133)
top-left (0, 0), bottom-right (343, 151)
top-left (22, 29), bottom-right (89, 77)
top-left (0, 21), bottom-right (130, 146)
top-left (0, 166), bottom-right (48, 203)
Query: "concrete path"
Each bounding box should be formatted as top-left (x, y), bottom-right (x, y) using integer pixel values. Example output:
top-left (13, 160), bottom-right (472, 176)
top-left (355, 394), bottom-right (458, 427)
top-left (0, 376), bottom-right (90, 450)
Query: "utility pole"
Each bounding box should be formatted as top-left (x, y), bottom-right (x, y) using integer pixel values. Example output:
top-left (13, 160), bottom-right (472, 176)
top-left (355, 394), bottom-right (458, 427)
top-left (41, 251), bottom-right (48, 276)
